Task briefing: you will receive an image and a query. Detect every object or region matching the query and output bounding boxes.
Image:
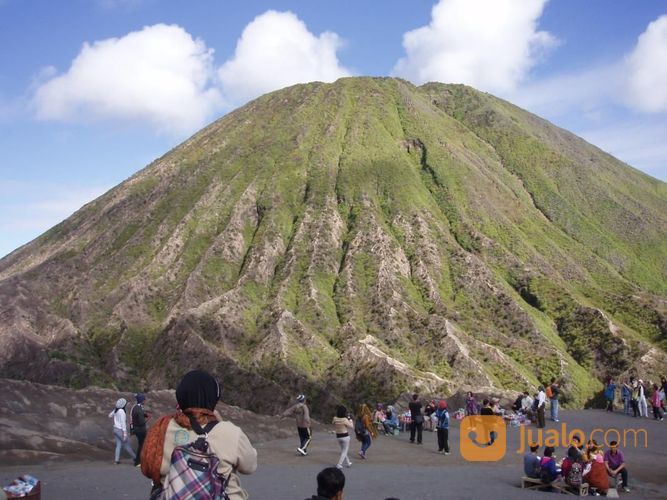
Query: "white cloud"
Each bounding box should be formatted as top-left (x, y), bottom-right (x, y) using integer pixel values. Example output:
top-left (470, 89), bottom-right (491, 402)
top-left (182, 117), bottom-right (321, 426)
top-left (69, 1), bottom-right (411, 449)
top-left (393, 0), bottom-right (557, 93)
top-left (218, 10), bottom-right (351, 105)
top-left (625, 15), bottom-right (667, 113)
top-left (579, 119), bottom-right (667, 181)
top-left (507, 63), bottom-right (622, 120)
top-left (32, 24), bottom-right (222, 135)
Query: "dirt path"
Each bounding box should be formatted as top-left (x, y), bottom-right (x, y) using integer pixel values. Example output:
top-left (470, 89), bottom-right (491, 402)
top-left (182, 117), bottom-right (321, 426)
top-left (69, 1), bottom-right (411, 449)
top-left (1, 410), bottom-right (664, 499)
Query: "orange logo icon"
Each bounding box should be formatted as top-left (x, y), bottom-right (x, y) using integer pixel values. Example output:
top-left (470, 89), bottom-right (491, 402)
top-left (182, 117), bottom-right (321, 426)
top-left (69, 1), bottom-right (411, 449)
top-left (460, 415), bottom-right (507, 461)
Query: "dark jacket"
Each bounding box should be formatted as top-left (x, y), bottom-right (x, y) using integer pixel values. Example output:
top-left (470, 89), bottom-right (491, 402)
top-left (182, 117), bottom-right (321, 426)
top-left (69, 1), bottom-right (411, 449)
top-left (131, 404), bottom-right (147, 433)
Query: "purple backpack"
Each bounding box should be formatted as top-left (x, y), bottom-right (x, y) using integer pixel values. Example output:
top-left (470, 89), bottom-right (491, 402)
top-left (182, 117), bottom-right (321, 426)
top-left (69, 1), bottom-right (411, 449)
top-left (159, 417), bottom-right (229, 500)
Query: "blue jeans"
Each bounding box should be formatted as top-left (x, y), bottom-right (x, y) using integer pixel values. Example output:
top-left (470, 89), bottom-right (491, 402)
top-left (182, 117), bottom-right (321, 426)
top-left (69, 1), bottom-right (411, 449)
top-left (361, 434), bottom-right (372, 454)
top-left (550, 399), bottom-right (559, 421)
top-left (114, 428), bottom-right (136, 462)
top-left (623, 398), bottom-right (630, 414)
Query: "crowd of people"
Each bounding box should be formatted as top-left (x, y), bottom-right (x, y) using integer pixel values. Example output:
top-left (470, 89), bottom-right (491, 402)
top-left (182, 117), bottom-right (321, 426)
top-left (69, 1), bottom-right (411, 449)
top-left (106, 371), bottom-right (664, 498)
top-left (604, 376), bottom-right (666, 420)
top-left (523, 436), bottom-right (631, 495)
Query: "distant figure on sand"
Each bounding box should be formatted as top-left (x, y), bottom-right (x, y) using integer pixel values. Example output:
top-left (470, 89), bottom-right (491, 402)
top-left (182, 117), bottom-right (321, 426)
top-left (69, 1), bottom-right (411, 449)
top-left (435, 399), bottom-right (450, 454)
top-left (130, 392), bottom-right (150, 467)
top-left (547, 378), bottom-right (560, 422)
top-left (108, 397), bottom-right (136, 465)
top-left (140, 369), bottom-right (257, 500)
top-left (304, 467), bottom-right (345, 500)
top-left (382, 405), bottom-right (399, 435)
top-left (408, 393), bottom-right (424, 444)
top-left (332, 405), bottom-right (353, 469)
top-left (637, 380), bottom-right (648, 417)
top-left (651, 384), bottom-right (664, 420)
top-left (355, 404), bottom-right (376, 459)
top-left (536, 386), bottom-right (546, 428)
top-left (282, 394), bottom-right (312, 456)
top-left (621, 379), bottom-right (632, 415)
top-left (604, 378), bottom-right (616, 412)
top-left (465, 392), bottom-right (479, 416)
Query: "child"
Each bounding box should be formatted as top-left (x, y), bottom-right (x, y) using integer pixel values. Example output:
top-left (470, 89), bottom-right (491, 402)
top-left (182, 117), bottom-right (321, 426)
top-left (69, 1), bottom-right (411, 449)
top-left (435, 400), bottom-right (450, 454)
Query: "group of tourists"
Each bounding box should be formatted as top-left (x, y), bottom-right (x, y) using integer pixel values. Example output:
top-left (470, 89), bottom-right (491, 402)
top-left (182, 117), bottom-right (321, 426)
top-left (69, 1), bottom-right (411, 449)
top-left (603, 376), bottom-right (666, 420)
top-left (106, 371), bottom-right (660, 499)
top-left (278, 391), bottom-right (449, 471)
top-left (107, 392), bottom-right (150, 466)
top-left (524, 435), bottom-right (630, 495)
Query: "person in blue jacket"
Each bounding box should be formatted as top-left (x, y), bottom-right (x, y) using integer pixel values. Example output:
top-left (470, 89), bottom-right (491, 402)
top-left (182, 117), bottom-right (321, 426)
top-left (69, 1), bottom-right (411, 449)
top-left (435, 399), bottom-right (450, 454)
top-left (382, 405), bottom-right (399, 435)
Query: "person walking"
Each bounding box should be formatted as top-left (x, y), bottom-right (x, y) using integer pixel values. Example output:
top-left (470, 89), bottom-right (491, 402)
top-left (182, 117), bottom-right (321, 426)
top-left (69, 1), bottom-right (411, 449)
top-left (281, 394), bottom-right (312, 456)
top-left (434, 399), bottom-right (450, 455)
top-left (604, 378), bottom-right (616, 412)
top-left (108, 397), bottom-right (137, 464)
top-left (130, 392), bottom-right (151, 467)
top-left (355, 404), bottom-right (376, 459)
top-left (408, 393), bottom-right (424, 444)
top-left (536, 386), bottom-right (546, 428)
top-left (332, 406), bottom-right (353, 469)
top-left (140, 370), bottom-right (257, 500)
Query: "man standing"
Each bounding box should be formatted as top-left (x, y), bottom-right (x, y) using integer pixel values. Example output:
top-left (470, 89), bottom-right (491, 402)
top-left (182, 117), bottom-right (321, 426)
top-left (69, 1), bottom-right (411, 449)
top-left (548, 378), bottom-right (560, 422)
top-left (604, 441), bottom-right (630, 493)
top-left (408, 393), bottom-right (423, 445)
top-left (130, 392), bottom-right (150, 467)
top-left (621, 379), bottom-right (632, 415)
top-left (536, 386), bottom-right (546, 428)
top-left (282, 394), bottom-right (312, 455)
top-left (604, 378), bottom-right (616, 412)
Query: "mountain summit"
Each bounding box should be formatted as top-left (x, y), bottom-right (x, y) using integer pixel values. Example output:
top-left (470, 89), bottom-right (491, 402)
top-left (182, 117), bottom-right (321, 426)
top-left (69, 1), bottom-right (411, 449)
top-left (1, 77), bottom-right (665, 412)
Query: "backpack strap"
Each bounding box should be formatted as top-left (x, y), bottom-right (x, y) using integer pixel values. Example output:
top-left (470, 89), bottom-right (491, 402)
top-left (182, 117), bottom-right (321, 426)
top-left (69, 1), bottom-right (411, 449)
top-left (187, 413), bottom-right (218, 436)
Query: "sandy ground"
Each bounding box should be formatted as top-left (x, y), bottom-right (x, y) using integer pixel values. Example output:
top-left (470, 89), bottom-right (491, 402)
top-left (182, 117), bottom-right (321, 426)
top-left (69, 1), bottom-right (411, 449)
top-left (1, 409), bottom-right (664, 499)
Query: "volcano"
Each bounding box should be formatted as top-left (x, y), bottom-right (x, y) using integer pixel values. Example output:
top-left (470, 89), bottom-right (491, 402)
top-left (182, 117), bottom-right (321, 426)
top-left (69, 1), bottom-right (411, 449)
top-left (1, 77), bottom-right (665, 414)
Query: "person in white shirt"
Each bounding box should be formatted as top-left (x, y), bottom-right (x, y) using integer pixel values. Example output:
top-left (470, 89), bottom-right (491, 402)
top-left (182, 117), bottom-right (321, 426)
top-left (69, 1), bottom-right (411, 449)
top-left (108, 397), bottom-right (137, 464)
top-left (536, 387), bottom-right (547, 428)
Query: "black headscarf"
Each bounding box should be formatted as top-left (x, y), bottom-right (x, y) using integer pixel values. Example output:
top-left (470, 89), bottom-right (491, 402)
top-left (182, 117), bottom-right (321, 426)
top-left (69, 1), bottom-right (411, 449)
top-left (176, 370), bottom-right (220, 411)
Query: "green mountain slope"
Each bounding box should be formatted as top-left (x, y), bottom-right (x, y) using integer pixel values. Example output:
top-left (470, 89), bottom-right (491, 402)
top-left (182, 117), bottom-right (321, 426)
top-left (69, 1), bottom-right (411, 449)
top-left (0, 77), bottom-right (665, 413)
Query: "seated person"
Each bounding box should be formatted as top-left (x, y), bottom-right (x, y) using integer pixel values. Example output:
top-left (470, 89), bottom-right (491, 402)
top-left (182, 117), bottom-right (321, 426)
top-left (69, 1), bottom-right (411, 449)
top-left (561, 446), bottom-right (584, 487)
top-left (521, 391), bottom-right (534, 419)
top-left (382, 405), bottom-right (399, 435)
top-left (372, 404), bottom-right (386, 424)
top-left (583, 451), bottom-right (609, 495)
top-left (604, 441), bottom-right (630, 493)
top-left (566, 435), bottom-right (584, 459)
top-left (513, 393), bottom-right (524, 413)
top-left (305, 467), bottom-right (345, 500)
top-left (539, 446), bottom-right (561, 483)
top-left (523, 443), bottom-right (541, 478)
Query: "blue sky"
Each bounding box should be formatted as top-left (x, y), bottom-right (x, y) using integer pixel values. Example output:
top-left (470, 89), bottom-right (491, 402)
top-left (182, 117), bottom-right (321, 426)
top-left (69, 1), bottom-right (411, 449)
top-left (1, 0), bottom-right (666, 258)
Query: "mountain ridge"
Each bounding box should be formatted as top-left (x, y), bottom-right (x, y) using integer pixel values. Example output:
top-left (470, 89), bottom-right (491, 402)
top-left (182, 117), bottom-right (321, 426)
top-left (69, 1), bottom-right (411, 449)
top-left (0, 77), bottom-right (665, 415)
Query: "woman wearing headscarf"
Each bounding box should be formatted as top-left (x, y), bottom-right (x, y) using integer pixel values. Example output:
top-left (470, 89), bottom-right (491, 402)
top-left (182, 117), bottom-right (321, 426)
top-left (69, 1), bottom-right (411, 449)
top-left (140, 370), bottom-right (257, 500)
top-left (108, 397), bottom-right (137, 464)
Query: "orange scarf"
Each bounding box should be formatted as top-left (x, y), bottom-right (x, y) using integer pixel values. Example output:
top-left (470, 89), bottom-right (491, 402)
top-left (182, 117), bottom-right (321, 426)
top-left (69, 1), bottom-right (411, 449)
top-left (140, 408), bottom-right (217, 486)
